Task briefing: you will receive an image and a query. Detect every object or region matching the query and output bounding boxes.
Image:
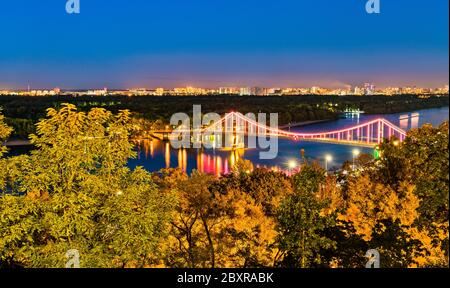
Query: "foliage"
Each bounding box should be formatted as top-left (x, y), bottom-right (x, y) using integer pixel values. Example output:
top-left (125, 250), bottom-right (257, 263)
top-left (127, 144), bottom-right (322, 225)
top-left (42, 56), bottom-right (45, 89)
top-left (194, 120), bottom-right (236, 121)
top-left (0, 104), bottom-right (448, 268)
top-left (336, 122), bottom-right (449, 267)
top-left (0, 112), bottom-right (13, 157)
top-left (161, 169), bottom-right (285, 268)
top-left (0, 104), bottom-right (174, 268)
top-left (274, 164), bottom-right (336, 268)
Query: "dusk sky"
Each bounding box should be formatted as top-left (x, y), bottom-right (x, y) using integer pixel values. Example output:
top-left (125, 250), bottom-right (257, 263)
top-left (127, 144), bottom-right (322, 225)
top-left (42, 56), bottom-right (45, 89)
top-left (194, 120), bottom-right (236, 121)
top-left (0, 0), bottom-right (448, 89)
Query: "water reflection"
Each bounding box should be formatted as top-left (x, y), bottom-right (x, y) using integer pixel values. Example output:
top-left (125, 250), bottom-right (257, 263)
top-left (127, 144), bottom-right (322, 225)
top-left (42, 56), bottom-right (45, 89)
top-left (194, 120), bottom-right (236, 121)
top-left (411, 113), bottom-right (420, 129)
top-left (128, 107), bottom-right (449, 175)
top-left (133, 138), bottom-right (286, 176)
top-left (399, 112), bottom-right (421, 130)
top-left (165, 142), bottom-right (171, 168)
top-left (399, 114), bottom-right (409, 130)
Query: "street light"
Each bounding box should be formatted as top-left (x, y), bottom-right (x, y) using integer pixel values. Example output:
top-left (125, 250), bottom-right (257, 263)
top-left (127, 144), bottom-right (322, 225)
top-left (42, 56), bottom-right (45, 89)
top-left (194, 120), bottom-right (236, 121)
top-left (352, 149), bottom-right (360, 170)
top-left (325, 154), bottom-right (333, 172)
top-left (288, 160), bottom-right (297, 175)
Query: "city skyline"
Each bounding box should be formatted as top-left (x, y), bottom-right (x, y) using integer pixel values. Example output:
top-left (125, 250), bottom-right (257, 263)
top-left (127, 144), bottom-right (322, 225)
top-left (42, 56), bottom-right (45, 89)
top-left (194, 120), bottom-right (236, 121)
top-left (1, 82), bottom-right (449, 96)
top-left (0, 0), bottom-right (448, 90)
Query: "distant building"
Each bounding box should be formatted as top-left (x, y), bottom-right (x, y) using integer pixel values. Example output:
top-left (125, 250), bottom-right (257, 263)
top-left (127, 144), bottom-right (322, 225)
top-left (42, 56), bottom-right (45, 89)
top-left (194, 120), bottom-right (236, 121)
top-left (173, 86), bottom-right (209, 95)
top-left (354, 86), bottom-right (364, 95)
top-left (250, 87), bottom-right (268, 96)
top-left (219, 87), bottom-right (240, 95)
top-left (311, 86), bottom-right (320, 94)
top-left (155, 88), bottom-right (164, 96)
top-left (239, 87), bottom-right (251, 96)
top-left (87, 88), bottom-right (108, 96)
top-left (364, 83), bottom-right (376, 95)
top-left (267, 88), bottom-right (282, 95)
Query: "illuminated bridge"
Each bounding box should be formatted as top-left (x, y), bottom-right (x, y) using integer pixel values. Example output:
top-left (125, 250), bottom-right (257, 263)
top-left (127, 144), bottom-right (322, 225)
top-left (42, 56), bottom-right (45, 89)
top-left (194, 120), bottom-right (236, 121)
top-left (156, 112), bottom-right (408, 148)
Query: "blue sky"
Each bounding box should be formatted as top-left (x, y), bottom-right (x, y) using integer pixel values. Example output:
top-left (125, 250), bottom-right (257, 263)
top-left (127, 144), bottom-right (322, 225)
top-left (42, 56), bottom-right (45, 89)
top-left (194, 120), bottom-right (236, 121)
top-left (0, 0), bottom-right (448, 89)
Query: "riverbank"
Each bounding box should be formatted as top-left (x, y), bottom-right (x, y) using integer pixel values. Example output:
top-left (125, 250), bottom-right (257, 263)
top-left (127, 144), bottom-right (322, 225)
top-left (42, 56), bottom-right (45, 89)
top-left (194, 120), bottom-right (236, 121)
top-left (279, 119), bottom-right (334, 129)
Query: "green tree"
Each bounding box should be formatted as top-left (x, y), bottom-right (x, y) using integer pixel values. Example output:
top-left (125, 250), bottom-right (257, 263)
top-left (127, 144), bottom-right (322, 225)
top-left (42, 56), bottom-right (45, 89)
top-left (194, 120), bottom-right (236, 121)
top-left (0, 104), bottom-right (174, 268)
top-left (381, 123), bottom-right (449, 225)
top-left (275, 164), bottom-right (336, 268)
top-left (0, 112), bottom-right (13, 157)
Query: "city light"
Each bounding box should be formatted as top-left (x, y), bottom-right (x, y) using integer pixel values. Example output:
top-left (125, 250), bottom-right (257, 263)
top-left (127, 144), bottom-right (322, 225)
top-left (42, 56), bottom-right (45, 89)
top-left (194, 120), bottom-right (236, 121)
top-left (352, 149), bottom-right (360, 170)
top-left (288, 160), bottom-right (297, 169)
top-left (325, 154), bottom-right (333, 172)
top-left (0, 84), bottom-right (448, 97)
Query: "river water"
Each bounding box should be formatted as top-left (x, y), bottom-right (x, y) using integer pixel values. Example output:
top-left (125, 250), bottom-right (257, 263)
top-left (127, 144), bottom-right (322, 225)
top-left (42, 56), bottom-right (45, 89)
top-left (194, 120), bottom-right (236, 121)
top-left (128, 107), bottom-right (449, 175)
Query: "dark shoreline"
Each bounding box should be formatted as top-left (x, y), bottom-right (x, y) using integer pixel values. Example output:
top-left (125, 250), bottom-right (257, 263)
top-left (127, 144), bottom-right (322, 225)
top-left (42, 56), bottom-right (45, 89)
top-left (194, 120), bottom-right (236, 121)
top-left (4, 106), bottom-right (449, 147)
top-left (279, 119), bottom-right (334, 129)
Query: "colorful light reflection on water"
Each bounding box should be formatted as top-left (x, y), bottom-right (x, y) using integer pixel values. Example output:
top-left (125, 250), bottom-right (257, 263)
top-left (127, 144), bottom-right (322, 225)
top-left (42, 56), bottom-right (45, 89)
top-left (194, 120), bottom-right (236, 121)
top-left (133, 139), bottom-right (284, 176)
top-left (127, 107), bottom-right (448, 175)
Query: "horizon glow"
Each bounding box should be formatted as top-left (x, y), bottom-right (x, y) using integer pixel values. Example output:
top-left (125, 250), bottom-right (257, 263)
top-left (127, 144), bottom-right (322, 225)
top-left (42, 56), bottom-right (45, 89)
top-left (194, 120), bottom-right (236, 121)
top-left (0, 0), bottom-right (448, 90)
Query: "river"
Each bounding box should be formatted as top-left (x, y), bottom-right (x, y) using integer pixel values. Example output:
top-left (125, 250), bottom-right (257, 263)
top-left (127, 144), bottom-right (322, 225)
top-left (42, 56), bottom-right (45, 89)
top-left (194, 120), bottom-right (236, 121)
top-left (128, 106), bottom-right (449, 175)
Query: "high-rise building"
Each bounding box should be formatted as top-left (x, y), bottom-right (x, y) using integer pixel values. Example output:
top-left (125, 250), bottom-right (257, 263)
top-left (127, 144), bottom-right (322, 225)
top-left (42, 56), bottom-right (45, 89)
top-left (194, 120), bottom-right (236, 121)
top-left (219, 87), bottom-right (240, 95)
top-left (354, 86), bottom-right (364, 95)
top-left (250, 87), bottom-right (267, 96)
top-left (364, 83), bottom-right (376, 95)
top-left (239, 87), bottom-right (251, 96)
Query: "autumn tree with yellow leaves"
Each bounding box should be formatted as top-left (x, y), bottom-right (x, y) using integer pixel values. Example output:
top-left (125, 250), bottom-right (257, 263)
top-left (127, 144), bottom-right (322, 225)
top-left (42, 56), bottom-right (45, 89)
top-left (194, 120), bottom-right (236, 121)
top-left (0, 112), bottom-right (13, 158)
top-left (336, 122), bottom-right (449, 267)
top-left (157, 166), bottom-right (291, 268)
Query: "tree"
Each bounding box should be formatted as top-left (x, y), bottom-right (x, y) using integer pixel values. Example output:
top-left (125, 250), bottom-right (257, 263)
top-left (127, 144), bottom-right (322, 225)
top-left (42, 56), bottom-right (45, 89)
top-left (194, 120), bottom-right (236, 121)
top-left (389, 123), bottom-right (448, 225)
top-left (212, 189), bottom-right (278, 268)
top-left (275, 164), bottom-right (336, 268)
top-left (162, 170), bottom-right (216, 268)
top-left (336, 122), bottom-right (449, 267)
top-left (336, 175), bottom-right (421, 267)
top-left (211, 167), bottom-right (293, 217)
top-left (0, 112), bottom-right (13, 157)
top-left (231, 159), bottom-right (254, 175)
top-left (0, 104), bottom-right (174, 268)
top-left (338, 176), bottom-right (419, 242)
top-left (162, 168), bottom-right (283, 268)
top-left (377, 123), bottom-right (449, 267)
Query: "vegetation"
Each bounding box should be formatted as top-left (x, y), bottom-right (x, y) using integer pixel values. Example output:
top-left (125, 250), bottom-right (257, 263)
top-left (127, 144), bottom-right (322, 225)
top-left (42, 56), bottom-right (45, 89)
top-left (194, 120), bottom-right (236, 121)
top-left (0, 104), bottom-right (174, 268)
top-left (0, 112), bottom-right (13, 157)
top-left (0, 104), bottom-right (448, 268)
top-left (0, 94), bottom-right (448, 139)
